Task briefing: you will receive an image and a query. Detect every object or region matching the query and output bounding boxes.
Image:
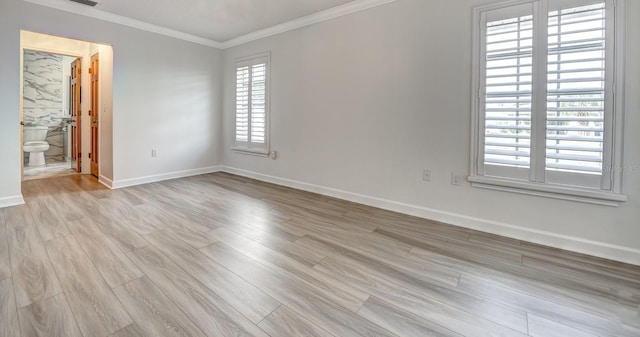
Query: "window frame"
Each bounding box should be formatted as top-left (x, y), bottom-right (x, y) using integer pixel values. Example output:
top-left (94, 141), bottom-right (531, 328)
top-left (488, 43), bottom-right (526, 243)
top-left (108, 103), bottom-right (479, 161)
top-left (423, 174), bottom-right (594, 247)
top-left (232, 52), bottom-right (271, 156)
top-left (469, 0), bottom-right (627, 206)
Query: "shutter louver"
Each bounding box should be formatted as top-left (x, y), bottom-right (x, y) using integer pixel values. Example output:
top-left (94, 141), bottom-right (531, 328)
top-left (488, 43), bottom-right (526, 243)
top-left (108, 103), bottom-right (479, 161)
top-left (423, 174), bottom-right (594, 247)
top-left (251, 63), bottom-right (266, 144)
top-left (546, 3), bottom-right (606, 175)
top-left (484, 15), bottom-right (533, 168)
top-left (235, 66), bottom-right (250, 143)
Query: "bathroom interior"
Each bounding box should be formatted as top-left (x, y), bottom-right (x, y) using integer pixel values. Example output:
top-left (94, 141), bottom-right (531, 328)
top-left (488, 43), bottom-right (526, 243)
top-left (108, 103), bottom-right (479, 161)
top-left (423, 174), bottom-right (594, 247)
top-left (23, 50), bottom-right (78, 180)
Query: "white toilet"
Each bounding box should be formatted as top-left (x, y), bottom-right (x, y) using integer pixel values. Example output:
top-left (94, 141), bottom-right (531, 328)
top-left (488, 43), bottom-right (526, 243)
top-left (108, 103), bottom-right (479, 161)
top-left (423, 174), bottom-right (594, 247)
top-left (23, 126), bottom-right (50, 167)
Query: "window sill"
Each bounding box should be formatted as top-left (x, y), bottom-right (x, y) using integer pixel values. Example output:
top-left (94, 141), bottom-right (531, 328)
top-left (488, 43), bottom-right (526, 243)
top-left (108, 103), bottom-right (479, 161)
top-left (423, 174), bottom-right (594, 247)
top-left (468, 175), bottom-right (627, 207)
top-left (232, 147), bottom-right (269, 157)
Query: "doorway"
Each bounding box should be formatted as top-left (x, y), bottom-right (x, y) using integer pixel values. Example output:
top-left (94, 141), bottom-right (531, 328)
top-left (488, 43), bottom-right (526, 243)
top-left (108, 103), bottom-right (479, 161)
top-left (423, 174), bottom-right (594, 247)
top-left (20, 31), bottom-right (112, 183)
top-left (22, 50), bottom-right (79, 180)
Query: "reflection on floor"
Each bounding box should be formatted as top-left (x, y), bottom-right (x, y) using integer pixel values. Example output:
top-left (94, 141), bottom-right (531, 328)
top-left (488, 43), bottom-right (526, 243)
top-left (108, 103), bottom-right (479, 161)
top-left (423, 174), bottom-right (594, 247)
top-left (24, 160), bottom-right (77, 180)
top-left (3, 173), bottom-right (638, 337)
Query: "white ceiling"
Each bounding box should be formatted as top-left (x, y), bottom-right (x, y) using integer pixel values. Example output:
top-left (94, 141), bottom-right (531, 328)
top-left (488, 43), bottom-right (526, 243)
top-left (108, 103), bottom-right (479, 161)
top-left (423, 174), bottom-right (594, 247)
top-left (88, 0), bottom-right (356, 42)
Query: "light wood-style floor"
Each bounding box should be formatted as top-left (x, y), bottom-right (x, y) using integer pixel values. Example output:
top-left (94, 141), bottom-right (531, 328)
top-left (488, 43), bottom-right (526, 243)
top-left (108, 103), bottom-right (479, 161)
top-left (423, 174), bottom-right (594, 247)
top-left (0, 173), bottom-right (638, 337)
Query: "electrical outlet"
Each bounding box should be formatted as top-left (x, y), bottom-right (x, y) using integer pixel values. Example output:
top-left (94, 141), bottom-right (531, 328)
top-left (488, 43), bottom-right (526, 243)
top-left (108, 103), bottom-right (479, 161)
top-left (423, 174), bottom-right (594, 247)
top-left (451, 172), bottom-right (461, 186)
top-left (423, 169), bottom-right (431, 182)
top-left (151, 149), bottom-right (157, 158)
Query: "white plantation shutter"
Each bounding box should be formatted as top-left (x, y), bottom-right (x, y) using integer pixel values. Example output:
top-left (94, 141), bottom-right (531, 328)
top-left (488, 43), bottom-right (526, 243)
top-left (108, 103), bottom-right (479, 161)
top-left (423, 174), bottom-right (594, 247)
top-left (250, 63), bottom-right (266, 144)
top-left (484, 14), bottom-right (534, 170)
top-left (471, 0), bottom-right (626, 203)
top-left (234, 53), bottom-right (269, 152)
top-left (235, 66), bottom-right (250, 143)
top-left (546, 3), bottom-right (606, 175)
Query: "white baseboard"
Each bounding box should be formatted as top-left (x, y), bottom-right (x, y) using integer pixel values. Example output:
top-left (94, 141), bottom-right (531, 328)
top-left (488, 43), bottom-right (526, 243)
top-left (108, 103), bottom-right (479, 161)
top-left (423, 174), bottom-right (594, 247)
top-left (99, 175), bottom-right (114, 189)
top-left (0, 195), bottom-right (25, 208)
top-left (111, 166), bottom-right (223, 189)
top-left (220, 166), bottom-right (640, 266)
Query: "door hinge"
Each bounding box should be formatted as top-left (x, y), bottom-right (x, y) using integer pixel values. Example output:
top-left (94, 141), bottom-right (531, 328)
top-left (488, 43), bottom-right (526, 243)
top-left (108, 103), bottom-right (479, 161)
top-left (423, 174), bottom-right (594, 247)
top-left (89, 153), bottom-right (92, 159)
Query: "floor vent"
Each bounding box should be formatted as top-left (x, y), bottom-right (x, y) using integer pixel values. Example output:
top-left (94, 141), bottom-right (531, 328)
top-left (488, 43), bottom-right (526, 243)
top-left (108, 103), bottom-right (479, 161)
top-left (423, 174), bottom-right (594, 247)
top-left (69, 0), bottom-right (98, 7)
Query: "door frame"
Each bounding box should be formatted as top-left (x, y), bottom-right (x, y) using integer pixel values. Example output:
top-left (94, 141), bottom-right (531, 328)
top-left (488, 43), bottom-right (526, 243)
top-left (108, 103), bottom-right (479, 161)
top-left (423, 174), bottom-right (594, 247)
top-left (70, 57), bottom-right (82, 173)
top-left (19, 30), bottom-right (113, 188)
top-left (90, 52), bottom-right (99, 177)
top-left (20, 47), bottom-right (92, 179)
top-left (21, 48), bottom-right (86, 175)
top-left (20, 47), bottom-right (87, 178)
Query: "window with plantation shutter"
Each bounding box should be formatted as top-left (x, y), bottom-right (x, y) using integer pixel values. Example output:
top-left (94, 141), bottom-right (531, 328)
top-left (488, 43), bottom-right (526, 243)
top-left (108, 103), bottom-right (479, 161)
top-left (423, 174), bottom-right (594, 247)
top-left (234, 53), bottom-right (270, 154)
top-left (470, 0), bottom-right (626, 205)
top-left (546, 3), bottom-right (606, 176)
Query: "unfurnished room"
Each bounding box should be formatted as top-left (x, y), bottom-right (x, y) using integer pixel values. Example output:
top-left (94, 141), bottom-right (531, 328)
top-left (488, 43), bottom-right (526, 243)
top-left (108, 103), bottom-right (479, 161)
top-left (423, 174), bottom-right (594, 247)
top-left (0, 0), bottom-right (639, 336)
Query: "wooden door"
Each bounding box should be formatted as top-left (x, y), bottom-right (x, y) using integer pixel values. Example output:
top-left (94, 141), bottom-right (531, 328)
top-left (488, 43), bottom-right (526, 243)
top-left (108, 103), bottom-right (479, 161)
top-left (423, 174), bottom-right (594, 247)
top-left (70, 58), bottom-right (81, 172)
top-left (90, 54), bottom-right (99, 177)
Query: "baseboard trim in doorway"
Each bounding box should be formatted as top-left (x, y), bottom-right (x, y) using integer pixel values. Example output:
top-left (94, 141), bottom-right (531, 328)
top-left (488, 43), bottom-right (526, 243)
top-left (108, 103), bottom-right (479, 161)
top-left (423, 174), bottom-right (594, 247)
top-left (0, 195), bottom-right (25, 208)
top-left (220, 166), bottom-right (640, 266)
top-left (99, 175), bottom-right (114, 189)
top-left (110, 166), bottom-right (223, 189)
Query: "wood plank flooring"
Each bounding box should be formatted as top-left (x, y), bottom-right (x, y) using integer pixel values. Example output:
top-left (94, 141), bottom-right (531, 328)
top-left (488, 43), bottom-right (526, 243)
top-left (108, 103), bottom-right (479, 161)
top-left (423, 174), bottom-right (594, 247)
top-left (0, 172), bottom-right (638, 337)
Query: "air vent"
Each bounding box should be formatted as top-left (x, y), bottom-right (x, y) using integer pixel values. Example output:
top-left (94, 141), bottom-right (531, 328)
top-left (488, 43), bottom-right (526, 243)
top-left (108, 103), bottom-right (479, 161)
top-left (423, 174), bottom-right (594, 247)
top-left (69, 0), bottom-right (98, 7)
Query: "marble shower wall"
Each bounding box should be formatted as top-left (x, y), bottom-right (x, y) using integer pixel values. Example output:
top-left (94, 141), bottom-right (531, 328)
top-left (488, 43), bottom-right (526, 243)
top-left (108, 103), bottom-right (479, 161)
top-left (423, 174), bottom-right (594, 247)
top-left (23, 50), bottom-right (68, 162)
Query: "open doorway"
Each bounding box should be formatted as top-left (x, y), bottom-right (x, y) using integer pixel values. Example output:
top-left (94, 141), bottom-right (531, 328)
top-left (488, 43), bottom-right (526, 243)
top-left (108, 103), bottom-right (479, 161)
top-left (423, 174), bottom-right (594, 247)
top-left (23, 50), bottom-right (79, 180)
top-left (20, 31), bottom-right (113, 183)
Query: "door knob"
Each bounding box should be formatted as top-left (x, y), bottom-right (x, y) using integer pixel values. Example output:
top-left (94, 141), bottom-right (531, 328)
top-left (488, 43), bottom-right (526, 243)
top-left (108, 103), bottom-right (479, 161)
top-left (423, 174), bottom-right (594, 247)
top-left (20, 121), bottom-right (24, 126)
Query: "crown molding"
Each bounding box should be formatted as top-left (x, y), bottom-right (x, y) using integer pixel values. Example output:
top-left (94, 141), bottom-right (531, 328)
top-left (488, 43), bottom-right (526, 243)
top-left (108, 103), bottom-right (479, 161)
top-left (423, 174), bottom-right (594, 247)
top-left (23, 0), bottom-right (397, 50)
top-left (220, 0), bottom-right (398, 49)
top-left (23, 0), bottom-right (224, 48)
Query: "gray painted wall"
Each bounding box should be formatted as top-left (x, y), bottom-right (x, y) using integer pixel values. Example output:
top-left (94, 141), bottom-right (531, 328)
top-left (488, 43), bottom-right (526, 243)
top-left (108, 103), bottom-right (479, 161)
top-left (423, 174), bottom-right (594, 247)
top-left (221, 0), bottom-right (640, 263)
top-left (0, 0), bottom-right (223, 201)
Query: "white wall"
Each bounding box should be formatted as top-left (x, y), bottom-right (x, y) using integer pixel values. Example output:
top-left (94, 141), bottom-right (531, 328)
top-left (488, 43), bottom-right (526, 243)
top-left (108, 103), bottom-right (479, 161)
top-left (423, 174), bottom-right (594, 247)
top-left (222, 0), bottom-right (640, 264)
top-left (0, 1), bottom-right (24, 207)
top-left (99, 46), bottom-right (115, 182)
top-left (111, 30), bottom-right (222, 186)
top-left (0, 0), bottom-right (223, 200)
